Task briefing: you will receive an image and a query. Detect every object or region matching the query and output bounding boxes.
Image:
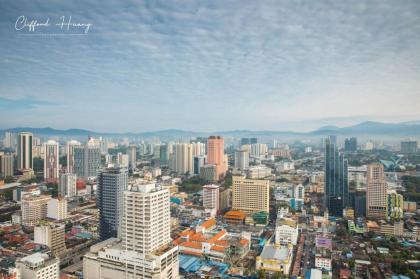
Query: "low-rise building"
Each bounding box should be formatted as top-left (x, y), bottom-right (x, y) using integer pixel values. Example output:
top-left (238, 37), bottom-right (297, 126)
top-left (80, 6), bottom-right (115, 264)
top-left (16, 252), bottom-right (59, 279)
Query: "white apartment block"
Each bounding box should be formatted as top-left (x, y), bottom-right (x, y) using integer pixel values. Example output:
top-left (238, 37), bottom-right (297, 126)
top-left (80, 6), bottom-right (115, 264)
top-left (16, 253), bottom-right (59, 279)
top-left (21, 195), bottom-right (51, 226)
top-left (34, 224), bottom-right (66, 256)
top-left (202, 184), bottom-right (220, 212)
top-left (47, 198), bottom-right (67, 220)
top-left (59, 173), bottom-right (77, 198)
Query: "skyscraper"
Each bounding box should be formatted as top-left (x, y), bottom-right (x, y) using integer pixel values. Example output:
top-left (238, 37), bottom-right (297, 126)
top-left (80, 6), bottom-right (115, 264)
top-left (0, 154), bottom-right (14, 177)
top-left (59, 173), bottom-right (77, 198)
top-left (324, 138), bottom-right (349, 216)
top-left (234, 149), bottom-right (249, 170)
top-left (401, 140), bottom-right (417, 154)
top-left (97, 167), bottom-right (128, 240)
top-left (44, 140), bottom-right (59, 183)
top-left (3, 132), bottom-right (16, 150)
top-left (74, 144), bottom-right (101, 178)
top-left (207, 136), bottom-right (227, 179)
top-left (160, 144), bottom-right (169, 166)
top-left (366, 163), bottom-right (387, 219)
top-left (66, 140), bottom-right (81, 173)
top-left (344, 137), bottom-right (357, 152)
top-left (17, 132), bottom-right (33, 170)
top-left (128, 145), bottom-right (137, 169)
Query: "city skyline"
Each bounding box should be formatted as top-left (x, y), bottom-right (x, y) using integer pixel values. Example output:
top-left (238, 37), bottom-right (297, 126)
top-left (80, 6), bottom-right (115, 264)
top-left (1, 0), bottom-right (420, 131)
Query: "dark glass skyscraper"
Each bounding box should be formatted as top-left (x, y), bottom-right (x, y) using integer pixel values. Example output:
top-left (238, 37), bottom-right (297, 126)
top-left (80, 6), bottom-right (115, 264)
top-left (324, 138), bottom-right (349, 216)
top-left (345, 137), bottom-right (358, 152)
top-left (97, 167), bottom-right (128, 240)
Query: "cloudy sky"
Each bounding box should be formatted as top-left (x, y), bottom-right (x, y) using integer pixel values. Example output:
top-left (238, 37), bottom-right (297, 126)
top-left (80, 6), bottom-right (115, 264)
top-left (1, 0), bottom-right (420, 132)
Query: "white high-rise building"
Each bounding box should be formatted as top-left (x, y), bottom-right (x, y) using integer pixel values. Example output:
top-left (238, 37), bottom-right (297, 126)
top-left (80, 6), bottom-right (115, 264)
top-left (21, 195), bottom-right (51, 226)
top-left (66, 140), bottom-right (81, 173)
top-left (117, 152), bottom-right (129, 168)
top-left (34, 224), bottom-right (66, 256)
top-left (47, 198), bottom-right (67, 220)
top-left (128, 145), bottom-right (137, 169)
top-left (234, 149), bottom-right (249, 170)
top-left (367, 163), bottom-right (388, 219)
top-left (83, 183), bottom-right (179, 279)
top-left (3, 132), bottom-right (16, 150)
top-left (59, 173), bottom-right (77, 198)
top-left (202, 184), bottom-right (220, 212)
top-left (172, 142), bottom-right (205, 175)
top-left (17, 132), bottom-right (33, 170)
top-left (250, 143), bottom-right (268, 157)
top-left (44, 140), bottom-right (59, 183)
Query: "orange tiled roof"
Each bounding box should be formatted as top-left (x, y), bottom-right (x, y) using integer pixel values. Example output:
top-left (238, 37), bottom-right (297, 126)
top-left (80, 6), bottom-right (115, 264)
top-left (180, 241), bottom-right (202, 250)
top-left (210, 245), bottom-right (226, 252)
top-left (200, 218), bottom-right (216, 229)
top-left (208, 230), bottom-right (226, 244)
top-left (224, 210), bottom-right (246, 220)
top-left (190, 232), bottom-right (207, 243)
top-left (214, 240), bottom-right (228, 246)
top-left (180, 250), bottom-right (203, 256)
top-left (179, 229), bottom-right (194, 238)
top-left (239, 238), bottom-right (249, 246)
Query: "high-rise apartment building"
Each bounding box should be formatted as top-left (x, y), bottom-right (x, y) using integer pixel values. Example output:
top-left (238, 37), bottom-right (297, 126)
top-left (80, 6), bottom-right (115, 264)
top-left (44, 140), bottom-right (59, 183)
top-left (116, 152), bottom-right (129, 168)
top-left (97, 167), bottom-right (128, 240)
top-left (84, 183), bottom-right (179, 279)
top-left (202, 184), bottom-right (220, 212)
top-left (171, 142), bottom-right (205, 175)
top-left (47, 197), bottom-right (68, 220)
top-left (0, 154), bottom-right (14, 177)
top-left (250, 143), bottom-right (268, 157)
top-left (387, 190), bottom-right (403, 221)
top-left (232, 176), bottom-right (269, 214)
top-left (17, 132), bottom-right (33, 170)
top-left (3, 132), bottom-right (16, 150)
top-left (160, 144), bottom-right (169, 166)
top-left (344, 137), bottom-right (358, 152)
top-left (74, 144), bottom-right (101, 178)
top-left (366, 163), bottom-right (388, 219)
top-left (234, 149), bottom-right (249, 170)
top-left (21, 195), bottom-right (51, 226)
top-left (34, 224), bottom-right (66, 256)
top-left (59, 173), bottom-right (77, 198)
top-left (324, 138), bottom-right (349, 216)
top-left (207, 136), bottom-right (227, 179)
top-left (66, 140), bottom-right (81, 173)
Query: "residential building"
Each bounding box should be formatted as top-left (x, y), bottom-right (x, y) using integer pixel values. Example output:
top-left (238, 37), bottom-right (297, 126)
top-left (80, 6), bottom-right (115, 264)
top-left (250, 143), bottom-right (268, 157)
top-left (21, 195), bottom-right (51, 226)
top-left (34, 224), bottom-right (66, 256)
top-left (234, 149), bottom-right (249, 170)
top-left (275, 218), bottom-right (299, 245)
top-left (387, 190), bottom-right (403, 221)
top-left (366, 163), bottom-right (387, 219)
top-left (128, 145), bottom-right (136, 169)
top-left (16, 252), bottom-right (59, 279)
top-left (74, 143), bottom-right (101, 179)
top-left (66, 140), bottom-right (81, 173)
top-left (59, 173), bottom-right (77, 198)
top-left (17, 132), bottom-right (33, 170)
top-left (97, 167), bottom-right (128, 240)
top-left (219, 188), bottom-right (232, 211)
top-left (232, 176), bottom-right (269, 214)
top-left (200, 165), bottom-right (218, 182)
top-left (202, 184), bottom-right (220, 212)
top-left (44, 140), bottom-right (59, 183)
top-left (401, 140), bottom-right (417, 154)
top-left (0, 154), bottom-right (14, 177)
top-left (344, 137), bottom-right (357, 152)
top-left (47, 198), bottom-right (67, 220)
top-left (247, 165), bottom-right (272, 179)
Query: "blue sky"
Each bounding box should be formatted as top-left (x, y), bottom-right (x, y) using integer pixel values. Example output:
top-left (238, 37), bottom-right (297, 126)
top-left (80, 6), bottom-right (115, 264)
top-left (1, 0), bottom-right (420, 132)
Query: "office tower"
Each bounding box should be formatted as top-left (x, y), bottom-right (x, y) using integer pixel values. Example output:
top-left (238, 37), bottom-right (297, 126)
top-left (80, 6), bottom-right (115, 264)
top-left (232, 176), bottom-right (269, 214)
top-left (84, 183), bottom-right (179, 279)
top-left (43, 140), bottom-right (59, 183)
top-left (116, 152), bottom-right (129, 168)
top-left (0, 154), bottom-right (14, 177)
top-left (354, 195), bottom-right (366, 217)
top-left (327, 135), bottom-right (337, 146)
top-left (366, 163), bottom-right (387, 219)
top-left (3, 132), bottom-right (16, 150)
top-left (324, 138), bottom-right (349, 216)
top-left (240, 137), bottom-right (257, 146)
top-left (47, 197), bottom-right (68, 220)
top-left (16, 253), bottom-right (59, 279)
top-left (202, 184), bottom-right (220, 212)
top-left (97, 167), bottom-right (128, 240)
top-left (193, 155), bottom-right (206, 175)
top-left (207, 136), bottom-right (227, 179)
top-left (234, 149), bottom-right (249, 170)
top-left (59, 173), bottom-right (77, 198)
top-left (17, 132), bottom-right (33, 170)
top-left (387, 190), bottom-right (403, 221)
top-left (160, 144), bottom-right (169, 166)
top-left (66, 140), bottom-right (81, 173)
top-left (344, 137), bottom-right (358, 152)
top-left (34, 224), bottom-right (66, 256)
top-left (200, 164), bottom-right (218, 182)
top-left (74, 144), bottom-right (101, 178)
top-left (401, 140), bottom-right (417, 154)
top-left (21, 195), bottom-right (51, 226)
top-left (128, 145), bottom-right (136, 169)
top-left (250, 143), bottom-right (268, 157)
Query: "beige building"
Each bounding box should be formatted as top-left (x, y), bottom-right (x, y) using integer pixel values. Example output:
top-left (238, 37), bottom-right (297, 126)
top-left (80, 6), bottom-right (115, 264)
top-left (21, 195), bottom-right (51, 226)
top-left (34, 224), bottom-right (66, 256)
top-left (232, 176), bottom-right (269, 214)
top-left (83, 183), bottom-right (179, 279)
top-left (47, 198), bottom-right (68, 221)
top-left (16, 252), bottom-right (59, 279)
top-left (200, 164), bottom-right (218, 182)
top-left (366, 163), bottom-right (387, 219)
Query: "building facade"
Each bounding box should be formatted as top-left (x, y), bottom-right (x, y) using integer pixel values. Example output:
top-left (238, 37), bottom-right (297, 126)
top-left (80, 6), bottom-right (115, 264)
top-left (17, 132), bottom-right (33, 170)
top-left (232, 176), bottom-right (269, 214)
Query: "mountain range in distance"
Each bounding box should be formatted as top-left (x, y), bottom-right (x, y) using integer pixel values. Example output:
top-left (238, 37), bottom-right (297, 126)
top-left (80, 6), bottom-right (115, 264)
top-left (1, 121), bottom-right (420, 140)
